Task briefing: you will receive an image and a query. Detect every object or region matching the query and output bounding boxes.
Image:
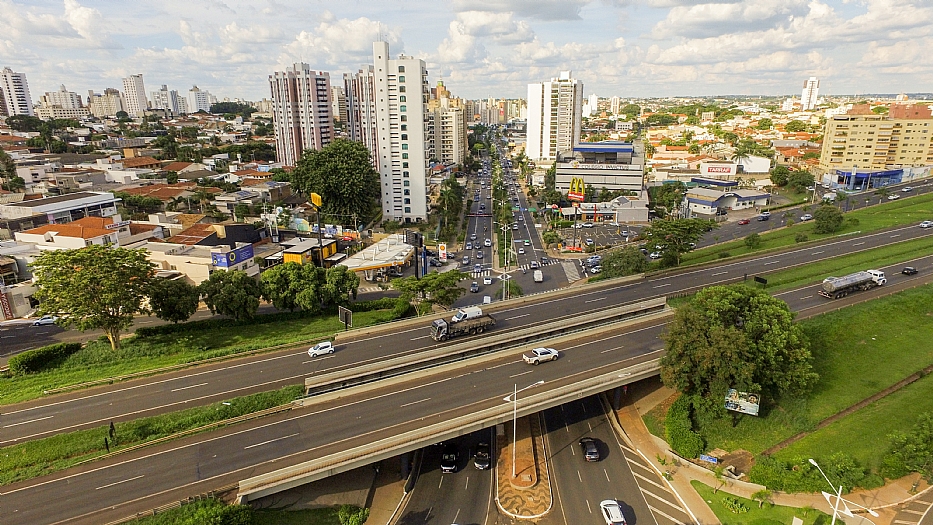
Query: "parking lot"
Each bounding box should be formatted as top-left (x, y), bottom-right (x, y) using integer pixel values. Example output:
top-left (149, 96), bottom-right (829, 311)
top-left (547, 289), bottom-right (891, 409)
top-left (556, 221), bottom-right (643, 250)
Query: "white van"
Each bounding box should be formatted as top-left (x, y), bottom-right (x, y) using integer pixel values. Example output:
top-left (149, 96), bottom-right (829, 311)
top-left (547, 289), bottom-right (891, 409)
top-left (533, 270), bottom-right (543, 283)
top-left (451, 306), bottom-right (484, 323)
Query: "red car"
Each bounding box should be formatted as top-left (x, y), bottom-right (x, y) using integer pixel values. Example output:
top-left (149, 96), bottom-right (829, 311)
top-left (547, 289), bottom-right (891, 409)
top-left (738, 219), bottom-right (751, 225)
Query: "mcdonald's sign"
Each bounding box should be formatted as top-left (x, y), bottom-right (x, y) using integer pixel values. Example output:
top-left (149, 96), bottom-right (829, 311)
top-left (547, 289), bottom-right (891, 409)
top-left (568, 177), bottom-right (586, 202)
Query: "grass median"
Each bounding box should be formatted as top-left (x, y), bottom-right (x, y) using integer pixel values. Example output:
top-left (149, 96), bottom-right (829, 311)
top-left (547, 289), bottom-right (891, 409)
top-left (0, 308), bottom-right (397, 406)
top-left (691, 480), bottom-right (833, 525)
top-left (0, 384), bottom-right (304, 486)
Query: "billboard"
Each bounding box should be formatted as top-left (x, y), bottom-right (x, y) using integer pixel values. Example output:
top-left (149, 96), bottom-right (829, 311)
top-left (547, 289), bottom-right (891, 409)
top-left (568, 177), bottom-right (586, 202)
top-left (700, 163), bottom-right (737, 177)
top-left (724, 389), bottom-right (760, 416)
top-left (211, 245), bottom-right (255, 268)
top-left (438, 243), bottom-right (448, 262)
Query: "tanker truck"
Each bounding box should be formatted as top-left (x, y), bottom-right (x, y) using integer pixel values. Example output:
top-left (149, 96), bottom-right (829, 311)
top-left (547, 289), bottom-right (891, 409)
top-left (818, 269), bottom-right (886, 299)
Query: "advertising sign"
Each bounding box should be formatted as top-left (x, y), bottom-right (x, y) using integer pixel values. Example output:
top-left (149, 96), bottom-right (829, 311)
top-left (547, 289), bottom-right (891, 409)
top-left (211, 245), bottom-right (255, 268)
top-left (438, 243), bottom-right (448, 261)
top-left (0, 289), bottom-right (13, 319)
top-left (724, 388), bottom-right (760, 416)
top-left (568, 177), bottom-right (586, 202)
top-left (700, 163), bottom-right (737, 177)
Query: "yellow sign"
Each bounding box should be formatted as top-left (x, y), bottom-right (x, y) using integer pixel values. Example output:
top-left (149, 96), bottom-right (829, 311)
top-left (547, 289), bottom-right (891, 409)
top-left (568, 177), bottom-right (586, 202)
top-left (310, 193), bottom-right (322, 207)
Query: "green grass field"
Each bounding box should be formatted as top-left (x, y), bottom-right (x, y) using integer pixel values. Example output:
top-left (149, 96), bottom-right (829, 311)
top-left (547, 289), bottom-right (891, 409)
top-left (691, 480), bottom-right (833, 525)
top-left (0, 309), bottom-right (397, 406)
top-left (128, 498), bottom-right (344, 525)
top-left (649, 285), bottom-right (933, 468)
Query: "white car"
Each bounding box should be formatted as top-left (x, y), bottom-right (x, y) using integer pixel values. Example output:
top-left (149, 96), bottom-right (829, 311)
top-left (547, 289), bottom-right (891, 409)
top-left (920, 221), bottom-right (933, 228)
top-left (518, 248), bottom-right (525, 255)
top-left (484, 239), bottom-right (492, 247)
top-left (591, 266), bottom-right (602, 274)
top-left (599, 500), bottom-right (627, 525)
top-left (32, 315), bottom-right (59, 326)
top-left (523, 347), bottom-right (559, 365)
top-left (483, 276), bottom-right (493, 285)
top-left (888, 194), bottom-right (900, 200)
top-left (307, 341), bottom-right (335, 357)
top-left (649, 252), bottom-right (662, 259)
top-left (800, 214), bottom-right (813, 221)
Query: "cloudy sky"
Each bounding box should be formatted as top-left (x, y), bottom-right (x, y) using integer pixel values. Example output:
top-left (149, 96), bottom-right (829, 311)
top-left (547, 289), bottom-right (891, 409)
top-left (2, 0), bottom-right (932, 103)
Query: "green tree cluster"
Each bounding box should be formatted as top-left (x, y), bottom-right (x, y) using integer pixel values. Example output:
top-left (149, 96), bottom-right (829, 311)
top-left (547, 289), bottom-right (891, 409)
top-left (260, 262), bottom-right (359, 314)
top-left (647, 182), bottom-right (686, 219)
top-left (290, 139), bottom-right (380, 220)
top-left (391, 270), bottom-right (467, 311)
top-left (209, 101), bottom-right (256, 117)
top-left (881, 412), bottom-right (933, 481)
top-left (641, 217), bottom-right (713, 266)
top-left (813, 203), bottom-right (844, 233)
top-left (599, 246), bottom-right (648, 278)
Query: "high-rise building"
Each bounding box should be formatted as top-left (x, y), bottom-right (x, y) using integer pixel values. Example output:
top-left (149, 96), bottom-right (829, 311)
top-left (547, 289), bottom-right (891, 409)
top-left (150, 85), bottom-right (180, 114)
top-left (372, 41), bottom-right (430, 223)
top-left (176, 97), bottom-right (188, 114)
top-left (526, 71), bottom-right (583, 162)
top-left (187, 86), bottom-right (214, 113)
top-left (121, 74), bottom-right (148, 117)
top-left (610, 96), bottom-right (621, 115)
top-left (801, 77), bottom-right (820, 111)
top-left (269, 63), bottom-right (333, 167)
top-left (428, 81), bottom-right (467, 167)
top-left (0, 67), bottom-right (35, 117)
top-left (41, 85), bottom-right (83, 109)
top-left (819, 104), bottom-right (933, 173)
top-left (344, 67), bottom-right (379, 168)
top-left (583, 93), bottom-right (598, 117)
top-left (331, 85), bottom-right (347, 122)
top-left (87, 88), bottom-right (125, 118)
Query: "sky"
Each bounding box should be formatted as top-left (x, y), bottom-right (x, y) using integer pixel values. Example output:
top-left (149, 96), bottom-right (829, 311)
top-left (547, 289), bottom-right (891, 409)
top-left (2, 0), bottom-right (933, 103)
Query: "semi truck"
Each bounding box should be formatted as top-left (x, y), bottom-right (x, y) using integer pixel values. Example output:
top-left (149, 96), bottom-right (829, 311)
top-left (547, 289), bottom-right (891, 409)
top-left (819, 269), bottom-right (886, 299)
top-left (430, 314), bottom-right (496, 341)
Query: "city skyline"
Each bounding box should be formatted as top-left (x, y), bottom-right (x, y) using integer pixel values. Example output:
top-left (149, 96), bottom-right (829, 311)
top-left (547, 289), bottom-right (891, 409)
top-left (1, 0), bottom-right (932, 103)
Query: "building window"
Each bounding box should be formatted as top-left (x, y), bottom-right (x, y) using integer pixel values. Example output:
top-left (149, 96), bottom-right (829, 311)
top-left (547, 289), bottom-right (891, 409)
top-left (404, 189), bottom-right (410, 195)
top-left (401, 143), bottom-right (408, 150)
top-left (403, 162), bottom-right (409, 168)
top-left (399, 76), bottom-right (405, 82)
top-left (404, 180), bottom-right (410, 186)
top-left (401, 124), bottom-right (407, 131)
top-left (401, 134), bottom-right (408, 140)
top-left (403, 171), bottom-right (409, 177)
top-left (399, 86), bottom-right (406, 93)
top-left (399, 95), bottom-right (406, 102)
top-left (404, 198), bottom-right (411, 204)
top-left (400, 105), bottom-right (406, 112)
top-left (398, 66), bottom-right (405, 72)
top-left (402, 153), bottom-right (408, 159)
top-left (405, 207), bottom-right (411, 213)
top-left (401, 115), bottom-right (407, 122)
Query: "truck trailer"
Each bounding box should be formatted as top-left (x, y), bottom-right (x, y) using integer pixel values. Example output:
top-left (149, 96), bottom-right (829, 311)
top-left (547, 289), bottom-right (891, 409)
top-left (819, 270), bottom-right (886, 299)
top-left (430, 314), bottom-right (496, 341)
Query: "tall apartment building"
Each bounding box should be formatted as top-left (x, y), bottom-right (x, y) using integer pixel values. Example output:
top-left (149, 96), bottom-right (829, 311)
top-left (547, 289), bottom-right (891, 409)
top-left (819, 104), bottom-right (933, 173)
top-left (344, 67), bottom-right (379, 168)
top-left (150, 85), bottom-right (180, 114)
top-left (801, 77), bottom-right (820, 111)
top-left (0, 67), bottom-right (34, 117)
top-left (121, 74), bottom-right (148, 117)
top-left (610, 96), bottom-right (621, 115)
top-left (331, 85), bottom-right (347, 122)
top-left (428, 81), bottom-right (468, 167)
top-left (187, 86), bottom-right (214, 113)
top-left (40, 85), bottom-right (83, 109)
top-left (269, 63), bottom-right (333, 167)
top-left (372, 41), bottom-right (430, 222)
top-left (526, 71), bottom-right (583, 162)
top-left (87, 88), bottom-right (125, 117)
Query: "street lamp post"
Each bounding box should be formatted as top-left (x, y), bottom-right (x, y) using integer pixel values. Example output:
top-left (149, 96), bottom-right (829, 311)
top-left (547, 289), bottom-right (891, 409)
top-left (808, 458), bottom-right (879, 525)
top-left (503, 380), bottom-right (544, 478)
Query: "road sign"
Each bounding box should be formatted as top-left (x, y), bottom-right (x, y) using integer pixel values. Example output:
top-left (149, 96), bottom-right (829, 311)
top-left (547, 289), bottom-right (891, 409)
top-left (338, 306), bottom-right (352, 330)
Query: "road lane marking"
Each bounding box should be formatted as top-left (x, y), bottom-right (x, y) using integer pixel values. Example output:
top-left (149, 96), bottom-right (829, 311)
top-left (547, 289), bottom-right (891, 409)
top-left (890, 234), bottom-right (901, 238)
top-left (853, 242), bottom-right (865, 246)
top-left (763, 260), bottom-right (779, 265)
top-left (244, 433), bottom-right (299, 450)
top-left (399, 398), bottom-right (430, 408)
top-left (410, 335), bottom-right (431, 341)
top-left (96, 475), bottom-right (144, 490)
top-left (586, 499), bottom-right (592, 513)
top-left (577, 470), bottom-right (583, 483)
top-left (812, 251), bottom-right (824, 255)
top-left (604, 469), bottom-right (611, 482)
top-left (3, 415), bottom-right (53, 428)
top-left (584, 297), bottom-right (607, 303)
top-left (653, 283), bottom-right (670, 288)
top-left (504, 314), bottom-right (530, 321)
top-left (170, 382), bottom-right (208, 392)
top-left (600, 345), bottom-right (623, 353)
top-left (711, 271), bottom-right (728, 276)
top-left (509, 370), bottom-right (533, 378)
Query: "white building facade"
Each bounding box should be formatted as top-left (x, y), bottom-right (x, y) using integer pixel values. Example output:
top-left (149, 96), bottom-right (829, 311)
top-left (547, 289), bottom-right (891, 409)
top-left (187, 86), bottom-right (214, 113)
top-left (801, 77), bottom-right (820, 111)
top-left (150, 85), bottom-right (180, 114)
top-left (121, 74), bottom-right (148, 117)
top-left (87, 88), bottom-right (125, 117)
top-left (526, 71), bottom-right (583, 162)
top-left (41, 85), bottom-right (83, 109)
top-left (269, 63), bottom-right (334, 167)
top-left (0, 67), bottom-right (34, 117)
top-left (344, 67), bottom-right (380, 169)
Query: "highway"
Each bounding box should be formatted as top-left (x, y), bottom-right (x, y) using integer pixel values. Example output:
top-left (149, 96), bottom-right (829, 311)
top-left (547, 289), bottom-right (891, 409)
top-left (3, 223), bottom-right (931, 448)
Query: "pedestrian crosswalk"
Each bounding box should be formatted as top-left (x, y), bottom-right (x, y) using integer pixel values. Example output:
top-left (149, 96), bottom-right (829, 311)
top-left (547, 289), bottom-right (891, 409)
top-left (561, 260), bottom-right (583, 283)
top-left (469, 270), bottom-right (492, 278)
top-left (517, 259), bottom-right (557, 272)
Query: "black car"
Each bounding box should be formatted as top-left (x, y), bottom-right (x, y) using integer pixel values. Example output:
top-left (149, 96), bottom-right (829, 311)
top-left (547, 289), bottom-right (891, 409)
top-left (440, 443), bottom-right (459, 473)
top-left (474, 442), bottom-right (491, 470)
top-left (903, 266), bottom-right (918, 275)
top-left (579, 437), bottom-right (600, 462)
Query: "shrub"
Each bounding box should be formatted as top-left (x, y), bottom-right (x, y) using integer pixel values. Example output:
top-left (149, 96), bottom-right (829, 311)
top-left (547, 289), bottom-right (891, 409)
top-left (665, 395), bottom-right (705, 458)
top-left (749, 453), bottom-right (874, 492)
top-left (744, 233), bottom-right (761, 249)
top-left (8, 342), bottom-right (82, 375)
top-left (718, 252), bottom-right (731, 259)
top-left (722, 497), bottom-right (749, 514)
top-left (795, 233), bottom-right (809, 243)
top-left (338, 505), bottom-right (369, 525)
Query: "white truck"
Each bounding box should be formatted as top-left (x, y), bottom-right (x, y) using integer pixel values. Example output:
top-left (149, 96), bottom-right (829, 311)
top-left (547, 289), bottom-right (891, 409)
top-left (430, 314), bottom-right (496, 341)
top-left (451, 306), bottom-right (484, 323)
top-left (819, 270), bottom-right (886, 299)
top-left (533, 270), bottom-right (543, 283)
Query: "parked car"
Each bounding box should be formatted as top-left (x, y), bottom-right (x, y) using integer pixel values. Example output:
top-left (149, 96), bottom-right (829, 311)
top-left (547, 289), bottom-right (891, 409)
top-left (579, 437), bottom-right (600, 461)
top-left (32, 315), bottom-right (58, 326)
top-left (600, 500), bottom-right (627, 525)
top-left (591, 266), bottom-right (602, 274)
top-left (800, 214), bottom-right (813, 221)
top-left (523, 347), bottom-right (559, 365)
top-left (474, 442), bottom-right (491, 470)
top-left (649, 252), bottom-right (662, 259)
top-left (585, 238), bottom-right (594, 246)
top-left (307, 341), bottom-right (335, 357)
top-left (582, 222), bottom-right (594, 228)
top-left (440, 443), bottom-right (459, 473)
top-left (738, 218), bottom-right (751, 225)
top-left (903, 266), bottom-right (918, 275)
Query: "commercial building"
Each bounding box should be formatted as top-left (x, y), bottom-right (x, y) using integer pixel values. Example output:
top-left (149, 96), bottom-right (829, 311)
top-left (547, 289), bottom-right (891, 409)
top-left (526, 71), bottom-right (583, 162)
top-left (372, 41), bottom-right (431, 222)
top-left (87, 88), bottom-right (125, 117)
top-left (554, 141), bottom-right (643, 194)
top-left (269, 63), bottom-right (333, 167)
top-left (0, 67), bottom-right (34, 117)
top-left (818, 104), bottom-right (933, 176)
top-left (121, 74), bottom-right (148, 117)
top-left (0, 191), bottom-right (121, 238)
top-left (801, 77), bottom-right (820, 111)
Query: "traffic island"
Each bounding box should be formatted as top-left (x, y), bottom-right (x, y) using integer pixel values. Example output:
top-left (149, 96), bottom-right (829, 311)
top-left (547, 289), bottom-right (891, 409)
top-left (495, 415), bottom-right (553, 519)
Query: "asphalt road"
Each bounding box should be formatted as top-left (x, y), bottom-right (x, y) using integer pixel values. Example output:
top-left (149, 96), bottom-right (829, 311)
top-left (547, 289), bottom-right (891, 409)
top-left (4, 226), bottom-right (933, 523)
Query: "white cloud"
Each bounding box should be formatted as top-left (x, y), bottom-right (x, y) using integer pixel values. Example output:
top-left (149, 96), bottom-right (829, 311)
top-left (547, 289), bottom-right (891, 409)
top-left (451, 0), bottom-right (591, 20)
top-left (279, 12), bottom-right (402, 68)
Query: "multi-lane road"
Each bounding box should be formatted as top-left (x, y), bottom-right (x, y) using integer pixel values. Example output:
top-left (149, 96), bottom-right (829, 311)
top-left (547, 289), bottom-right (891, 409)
top-left (3, 222), bottom-right (932, 523)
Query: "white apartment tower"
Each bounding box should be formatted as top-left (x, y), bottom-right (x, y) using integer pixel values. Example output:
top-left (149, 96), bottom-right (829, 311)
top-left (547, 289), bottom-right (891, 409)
top-left (801, 77), bottom-right (820, 111)
top-left (526, 71), bottom-right (583, 162)
top-left (150, 85), bottom-right (180, 114)
top-left (344, 67), bottom-right (380, 169)
top-left (42, 85), bottom-right (83, 109)
top-left (87, 88), bottom-right (125, 117)
top-left (0, 67), bottom-right (35, 117)
top-left (121, 74), bottom-right (148, 117)
top-left (269, 63), bottom-right (333, 167)
top-left (187, 86), bottom-right (213, 113)
top-left (372, 41), bottom-right (430, 223)
top-left (610, 96), bottom-right (621, 115)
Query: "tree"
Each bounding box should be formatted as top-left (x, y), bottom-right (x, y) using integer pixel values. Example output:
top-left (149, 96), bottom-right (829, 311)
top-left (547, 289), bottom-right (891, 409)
top-left (770, 165), bottom-right (790, 187)
top-left (260, 262), bottom-right (311, 312)
top-left (647, 182), bottom-right (686, 218)
top-left (149, 278), bottom-right (200, 323)
top-left (199, 270), bottom-right (263, 321)
top-left (542, 230), bottom-right (561, 247)
top-left (785, 120), bottom-right (807, 132)
top-left (323, 265), bottom-right (360, 306)
top-left (744, 233), bottom-right (761, 250)
top-left (5, 114), bottom-right (44, 132)
top-left (751, 489), bottom-right (773, 508)
top-left (756, 118), bottom-right (773, 130)
top-left (31, 246), bottom-right (155, 350)
top-left (392, 270), bottom-right (467, 311)
top-left (600, 246), bottom-right (648, 278)
top-left (115, 110), bottom-right (129, 119)
top-left (290, 139), bottom-right (379, 220)
top-left (641, 218), bottom-right (715, 265)
top-left (813, 203), bottom-right (844, 233)
top-left (787, 170), bottom-right (815, 192)
top-left (660, 285), bottom-right (818, 402)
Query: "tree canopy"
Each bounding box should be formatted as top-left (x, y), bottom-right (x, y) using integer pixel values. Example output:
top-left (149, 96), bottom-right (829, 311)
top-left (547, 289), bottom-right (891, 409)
top-left (210, 101), bottom-right (256, 116)
top-left (770, 165), bottom-right (790, 186)
top-left (647, 182), bottom-right (686, 218)
top-left (784, 120), bottom-right (808, 132)
top-left (642, 218), bottom-right (715, 266)
top-left (599, 246), bottom-right (649, 278)
top-left (660, 285), bottom-right (818, 404)
top-left (813, 203), bottom-right (844, 233)
top-left (392, 270), bottom-right (467, 310)
top-left (260, 262), bottom-right (360, 313)
top-left (149, 278), bottom-right (200, 324)
top-left (290, 139), bottom-right (380, 220)
top-left (31, 246), bottom-right (155, 350)
top-left (199, 269), bottom-right (263, 321)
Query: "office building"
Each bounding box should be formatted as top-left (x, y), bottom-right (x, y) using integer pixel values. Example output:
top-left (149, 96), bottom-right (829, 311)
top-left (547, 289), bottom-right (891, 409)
top-left (0, 67), bottom-right (34, 116)
top-left (150, 85), bottom-right (180, 114)
top-left (526, 71), bottom-right (583, 162)
top-left (121, 74), bottom-right (148, 117)
top-left (819, 104), bottom-right (933, 174)
top-left (269, 63), bottom-right (333, 166)
top-left (187, 86), bottom-right (214, 113)
top-left (87, 88), bottom-right (125, 117)
top-left (801, 77), bottom-right (820, 111)
top-left (372, 41), bottom-right (430, 222)
top-left (344, 67), bottom-right (379, 168)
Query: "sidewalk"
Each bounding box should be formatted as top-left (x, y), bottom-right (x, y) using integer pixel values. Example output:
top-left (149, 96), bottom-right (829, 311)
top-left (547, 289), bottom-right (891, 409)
top-left (611, 380), bottom-right (932, 525)
top-left (495, 416), bottom-right (553, 519)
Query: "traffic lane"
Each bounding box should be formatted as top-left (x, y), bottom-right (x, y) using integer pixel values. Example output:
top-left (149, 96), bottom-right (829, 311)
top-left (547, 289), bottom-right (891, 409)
top-left (3, 323), bottom-right (666, 525)
top-left (399, 430), bottom-right (494, 525)
top-left (544, 397), bottom-right (655, 525)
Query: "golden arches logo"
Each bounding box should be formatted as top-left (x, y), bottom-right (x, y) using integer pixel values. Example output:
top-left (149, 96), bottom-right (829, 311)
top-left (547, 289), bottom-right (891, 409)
top-left (568, 177), bottom-right (586, 201)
